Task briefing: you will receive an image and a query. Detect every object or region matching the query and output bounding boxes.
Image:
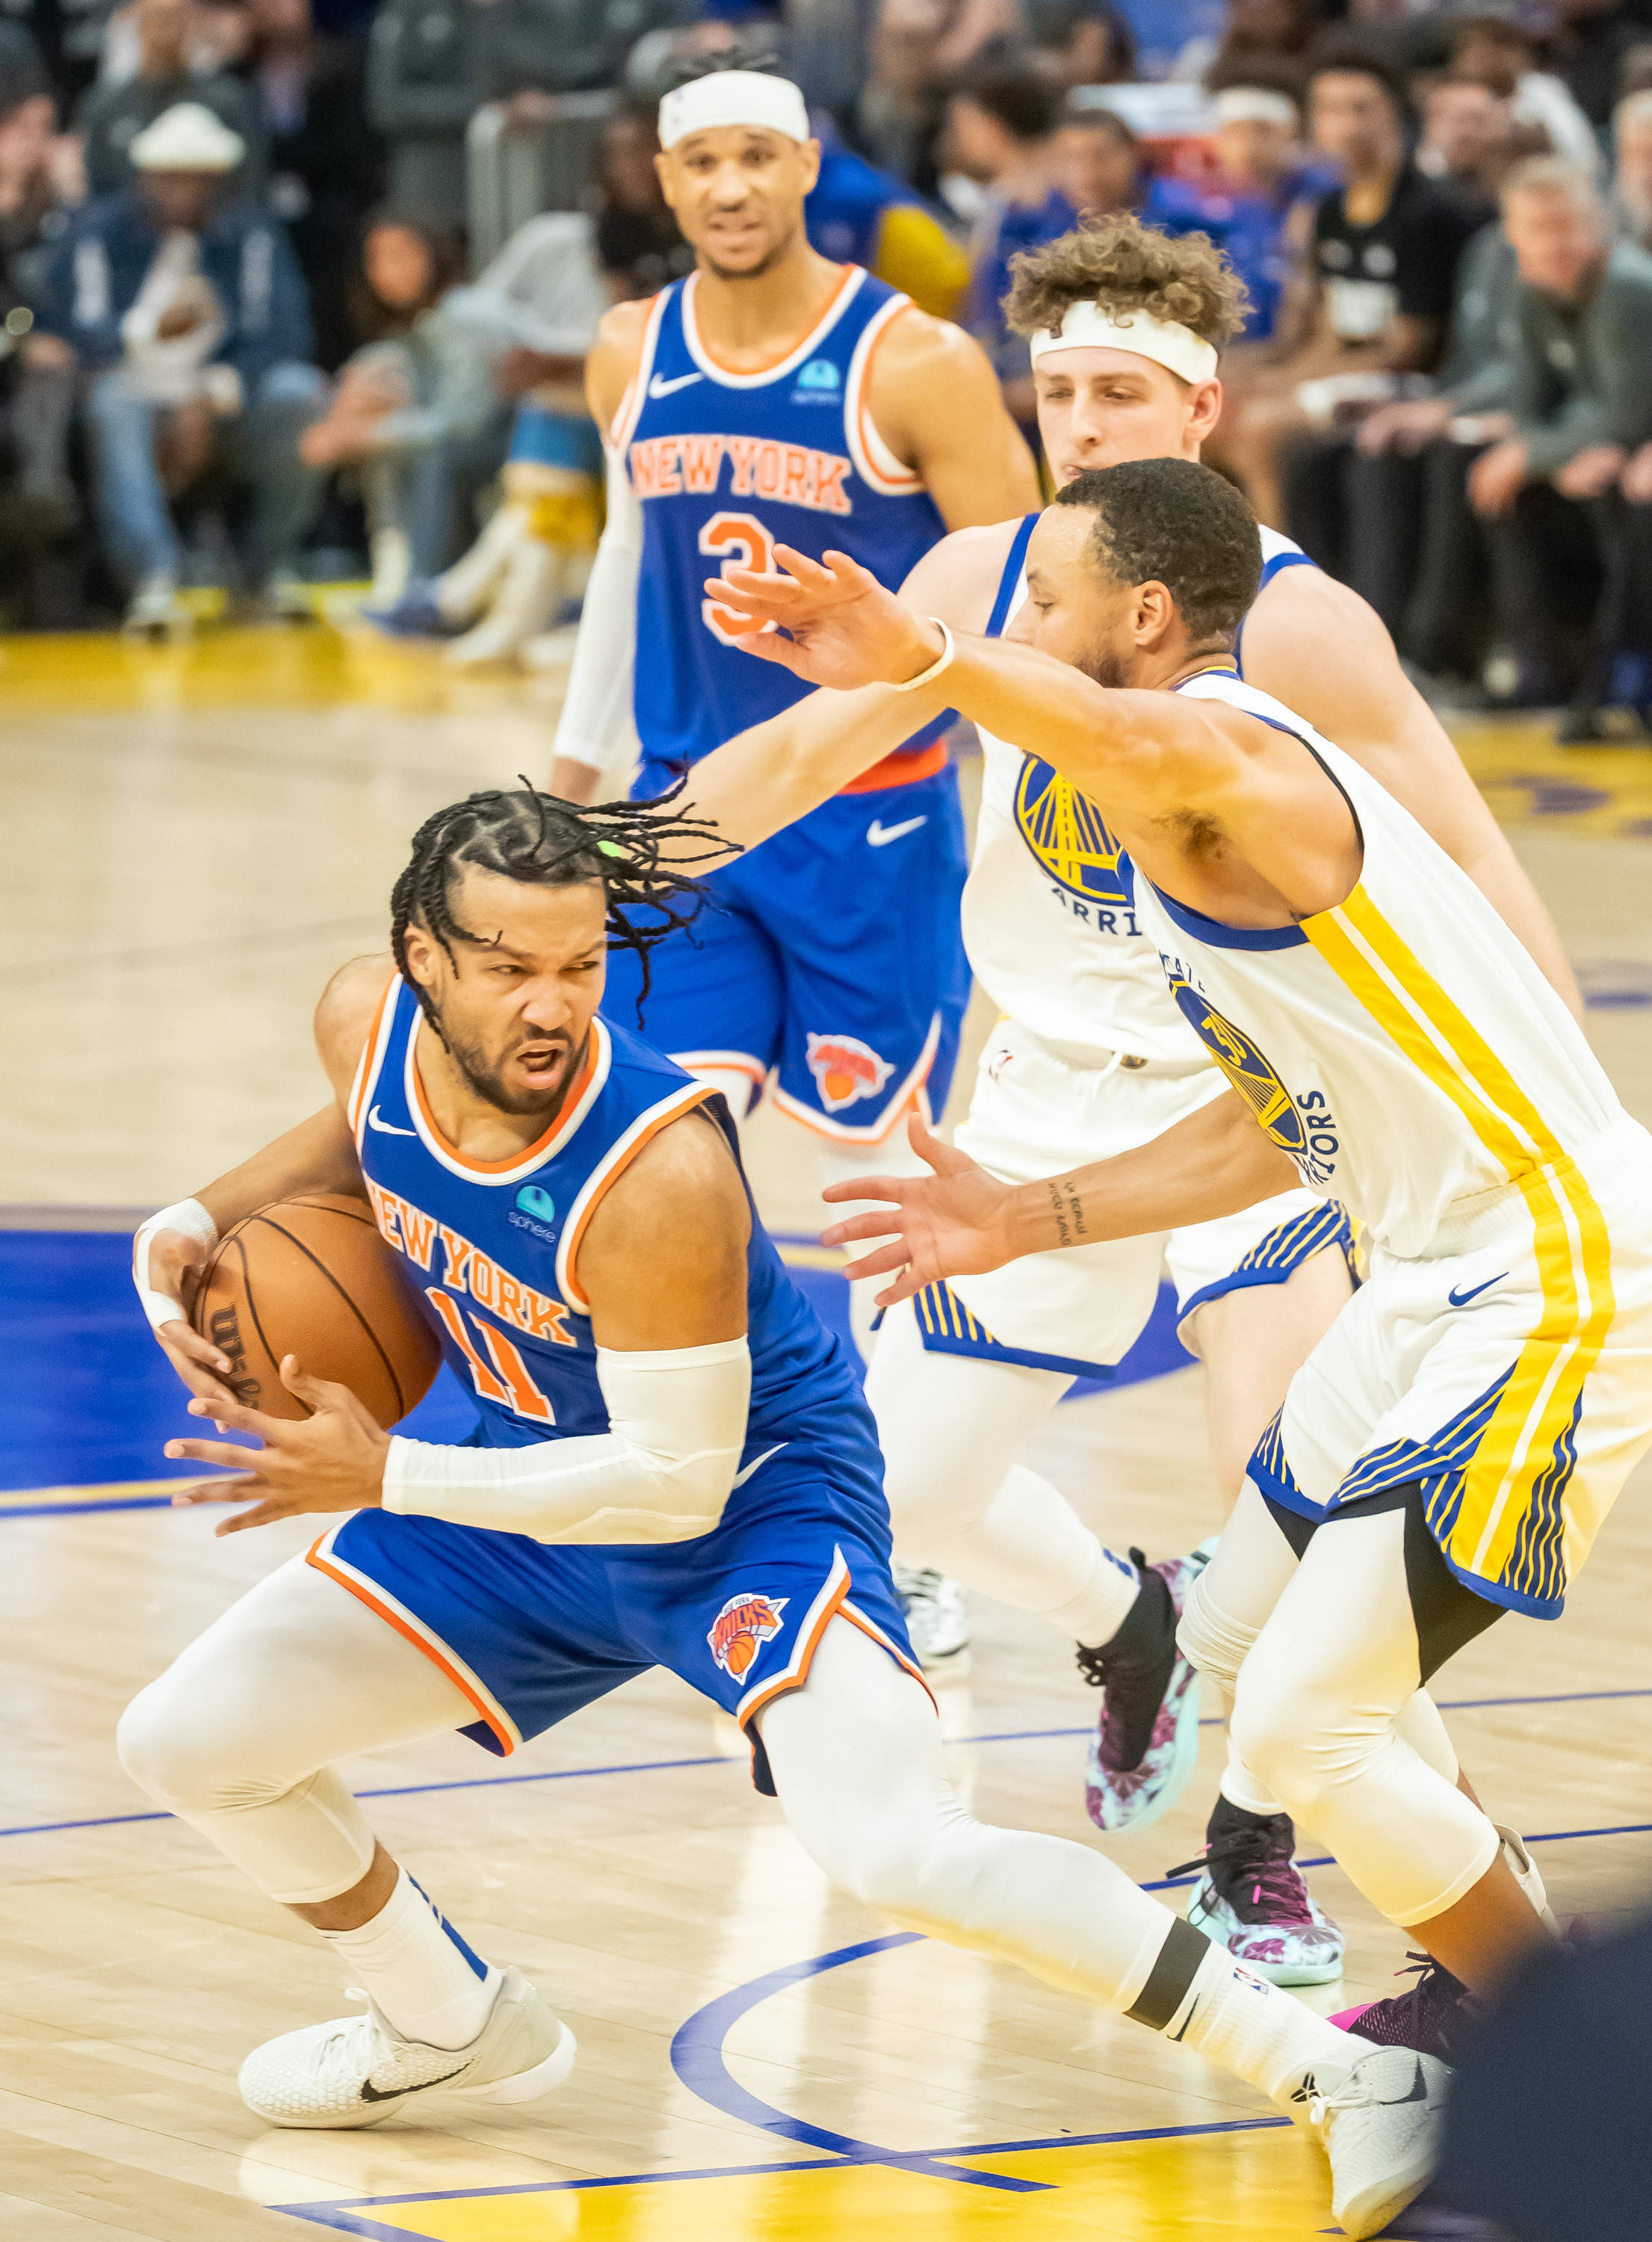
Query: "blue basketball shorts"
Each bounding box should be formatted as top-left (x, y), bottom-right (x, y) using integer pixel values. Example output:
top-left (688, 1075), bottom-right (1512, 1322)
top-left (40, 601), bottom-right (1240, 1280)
top-left (604, 762), bottom-right (971, 1140)
top-left (309, 1442), bottom-right (926, 1794)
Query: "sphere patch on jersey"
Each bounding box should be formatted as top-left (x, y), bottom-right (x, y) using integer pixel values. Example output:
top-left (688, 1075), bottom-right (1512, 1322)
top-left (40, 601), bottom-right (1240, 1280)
top-left (1013, 757), bottom-right (1131, 908)
top-left (708, 1593), bottom-right (789, 1679)
top-left (805, 1031), bottom-right (895, 1113)
top-left (1164, 972), bottom-right (1310, 1159)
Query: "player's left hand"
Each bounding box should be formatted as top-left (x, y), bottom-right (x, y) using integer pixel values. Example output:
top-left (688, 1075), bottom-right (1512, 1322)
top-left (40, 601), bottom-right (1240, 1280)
top-left (164, 1356), bottom-right (390, 1536)
top-left (708, 546), bottom-right (946, 694)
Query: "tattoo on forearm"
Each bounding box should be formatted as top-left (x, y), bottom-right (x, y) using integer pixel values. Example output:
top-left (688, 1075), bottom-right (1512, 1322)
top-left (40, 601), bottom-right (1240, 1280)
top-left (1045, 1176), bottom-right (1089, 1250)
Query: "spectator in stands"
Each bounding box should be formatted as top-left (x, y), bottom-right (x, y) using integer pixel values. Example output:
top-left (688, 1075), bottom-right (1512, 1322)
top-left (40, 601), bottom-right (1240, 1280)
top-left (241, 0), bottom-right (382, 370)
top-left (1218, 44), bottom-right (1482, 526)
top-left (948, 57), bottom-right (1076, 443)
top-left (859, 0), bottom-right (1020, 196)
top-left (38, 101), bottom-right (324, 633)
top-left (1467, 156), bottom-right (1652, 732)
top-left (78, 0), bottom-right (264, 197)
top-left (299, 211), bottom-right (496, 602)
top-left (365, 0), bottom-right (479, 227)
top-left (1548, 0), bottom-right (1642, 132)
top-left (1611, 87), bottom-right (1652, 244)
top-left (1024, 0), bottom-right (1136, 90)
top-left (1418, 73), bottom-right (1523, 204)
top-left (0, 73), bottom-right (84, 549)
top-left (1170, 0), bottom-right (1320, 89)
top-left (1051, 102), bottom-right (1140, 221)
top-left (806, 111), bottom-right (970, 316)
top-left (1450, 14), bottom-right (1601, 178)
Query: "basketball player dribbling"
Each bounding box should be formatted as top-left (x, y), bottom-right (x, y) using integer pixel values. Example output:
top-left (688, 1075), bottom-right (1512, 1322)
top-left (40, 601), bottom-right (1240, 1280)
top-left (545, 58), bottom-right (1037, 1195)
top-left (670, 215), bottom-right (1577, 1993)
top-left (122, 788), bottom-right (1439, 2242)
top-left (708, 454), bottom-right (1652, 2057)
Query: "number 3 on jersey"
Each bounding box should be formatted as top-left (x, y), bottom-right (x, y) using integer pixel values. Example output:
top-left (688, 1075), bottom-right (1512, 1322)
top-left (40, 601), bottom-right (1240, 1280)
top-left (700, 512), bottom-right (776, 648)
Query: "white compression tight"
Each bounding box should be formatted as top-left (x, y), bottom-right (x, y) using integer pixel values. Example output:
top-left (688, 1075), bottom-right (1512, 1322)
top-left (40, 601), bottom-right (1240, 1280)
top-left (1180, 1484), bottom-right (1502, 1927)
top-left (860, 1298), bottom-right (1141, 1646)
top-left (118, 1557), bottom-right (1360, 2109)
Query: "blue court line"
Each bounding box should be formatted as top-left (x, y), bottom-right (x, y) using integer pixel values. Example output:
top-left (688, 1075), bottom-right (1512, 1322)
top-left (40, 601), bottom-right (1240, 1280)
top-left (4, 1687), bottom-right (1648, 1844)
top-left (276, 2115), bottom-right (1288, 2236)
top-left (669, 1931), bottom-right (1048, 2193)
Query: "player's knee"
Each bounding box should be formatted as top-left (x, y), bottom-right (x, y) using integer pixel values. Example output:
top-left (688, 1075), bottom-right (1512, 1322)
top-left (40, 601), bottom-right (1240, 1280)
top-left (1228, 1654), bottom-right (1381, 1823)
top-left (116, 1668), bottom-right (291, 1814)
top-left (1176, 1570), bottom-right (1255, 1698)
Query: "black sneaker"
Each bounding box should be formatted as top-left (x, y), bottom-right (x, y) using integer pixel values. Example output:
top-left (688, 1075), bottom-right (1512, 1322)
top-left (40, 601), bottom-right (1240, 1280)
top-left (1166, 1800), bottom-right (1345, 1986)
top-left (1334, 1954), bottom-right (1479, 2062)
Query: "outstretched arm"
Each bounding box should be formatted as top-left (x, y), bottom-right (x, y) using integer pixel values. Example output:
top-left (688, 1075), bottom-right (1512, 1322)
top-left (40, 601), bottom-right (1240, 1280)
top-left (821, 1095), bottom-right (1299, 1307)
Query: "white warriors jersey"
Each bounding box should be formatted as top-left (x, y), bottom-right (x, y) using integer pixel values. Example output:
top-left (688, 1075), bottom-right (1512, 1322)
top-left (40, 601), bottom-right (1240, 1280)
top-left (961, 519), bottom-right (1314, 1062)
top-left (1129, 669), bottom-right (1628, 1259)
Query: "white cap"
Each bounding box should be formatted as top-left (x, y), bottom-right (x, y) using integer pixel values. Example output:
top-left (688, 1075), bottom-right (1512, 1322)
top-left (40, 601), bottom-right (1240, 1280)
top-left (1211, 85), bottom-right (1300, 129)
top-left (129, 101), bottom-right (247, 173)
top-left (1028, 298), bottom-right (1219, 385)
top-left (658, 70), bottom-right (810, 151)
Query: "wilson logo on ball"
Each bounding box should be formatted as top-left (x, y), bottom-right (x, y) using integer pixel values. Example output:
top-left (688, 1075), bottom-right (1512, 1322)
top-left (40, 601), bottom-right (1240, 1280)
top-left (805, 1032), bottom-right (894, 1114)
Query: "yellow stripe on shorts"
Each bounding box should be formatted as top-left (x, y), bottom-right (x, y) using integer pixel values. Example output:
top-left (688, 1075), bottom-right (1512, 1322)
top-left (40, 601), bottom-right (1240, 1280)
top-left (1305, 888), bottom-right (1615, 1602)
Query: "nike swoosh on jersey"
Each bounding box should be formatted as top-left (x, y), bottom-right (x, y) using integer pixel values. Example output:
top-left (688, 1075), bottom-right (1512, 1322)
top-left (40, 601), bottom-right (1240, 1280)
top-left (731, 1443), bottom-right (786, 1489)
top-left (360, 2064), bottom-right (465, 2103)
top-left (1447, 1273), bottom-right (1506, 1307)
top-left (867, 815), bottom-right (928, 847)
top-left (368, 1105), bottom-right (419, 1137)
top-left (648, 371), bottom-right (703, 398)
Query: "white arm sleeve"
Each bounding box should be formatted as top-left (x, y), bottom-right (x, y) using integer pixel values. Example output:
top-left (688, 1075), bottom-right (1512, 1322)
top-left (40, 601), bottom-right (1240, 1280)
top-left (550, 442), bottom-right (642, 779)
top-left (383, 1336), bottom-right (752, 1544)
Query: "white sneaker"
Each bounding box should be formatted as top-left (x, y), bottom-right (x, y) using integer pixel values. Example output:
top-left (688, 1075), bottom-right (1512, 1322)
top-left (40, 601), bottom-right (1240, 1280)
top-left (122, 572), bottom-right (192, 637)
top-left (239, 1965), bottom-right (575, 2129)
top-left (1300, 2044), bottom-right (1450, 2240)
top-left (893, 1564), bottom-right (970, 1673)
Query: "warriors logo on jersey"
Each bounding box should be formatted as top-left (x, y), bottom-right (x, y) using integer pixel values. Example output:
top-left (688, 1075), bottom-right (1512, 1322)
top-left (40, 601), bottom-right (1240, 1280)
top-left (1013, 757), bottom-right (1131, 910)
top-left (1163, 966), bottom-right (1319, 1170)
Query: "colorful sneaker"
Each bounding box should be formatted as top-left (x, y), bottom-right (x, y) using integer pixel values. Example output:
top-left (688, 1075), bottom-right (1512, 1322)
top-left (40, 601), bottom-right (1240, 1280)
top-left (1169, 1801), bottom-right (1345, 1986)
top-left (1080, 1548), bottom-right (1206, 1833)
top-left (892, 1565), bottom-right (970, 1673)
top-left (238, 1965), bottom-right (575, 2128)
top-left (1334, 1953), bottom-right (1479, 2062)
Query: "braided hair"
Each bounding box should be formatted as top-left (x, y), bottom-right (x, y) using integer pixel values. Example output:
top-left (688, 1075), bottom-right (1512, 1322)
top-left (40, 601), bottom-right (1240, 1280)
top-left (389, 778), bottom-right (734, 1031)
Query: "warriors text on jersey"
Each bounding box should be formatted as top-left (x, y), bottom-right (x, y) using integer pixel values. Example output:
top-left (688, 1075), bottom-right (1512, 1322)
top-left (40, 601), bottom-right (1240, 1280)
top-left (619, 264), bottom-right (947, 776)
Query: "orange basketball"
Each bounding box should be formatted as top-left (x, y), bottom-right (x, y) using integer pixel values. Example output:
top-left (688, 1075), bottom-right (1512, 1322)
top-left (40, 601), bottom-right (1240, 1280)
top-left (190, 1193), bottom-right (442, 1425)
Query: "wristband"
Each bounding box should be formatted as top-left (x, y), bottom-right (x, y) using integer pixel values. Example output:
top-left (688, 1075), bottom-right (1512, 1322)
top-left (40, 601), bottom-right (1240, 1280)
top-left (132, 1197), bottom-right (218, 1332)
top-left (891, 618), bottom-right (955, 693)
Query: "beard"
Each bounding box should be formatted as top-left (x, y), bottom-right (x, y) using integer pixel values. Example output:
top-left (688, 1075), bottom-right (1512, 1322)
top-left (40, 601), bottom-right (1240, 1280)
top-left (700, 215), bottom-right (798, 283)
top-left (436, 1014), bottom-right (587, 1120)
top-left (1079, 642), bottom-right (1132, 690)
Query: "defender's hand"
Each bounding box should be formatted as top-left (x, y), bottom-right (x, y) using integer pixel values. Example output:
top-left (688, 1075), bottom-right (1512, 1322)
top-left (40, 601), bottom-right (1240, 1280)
top-left (820, 1112), bottom-right (1018, 1307)
top-left (708, 545), bottom-right (944, 692)
top-left (165, 1357), bottom-right (390, 1536)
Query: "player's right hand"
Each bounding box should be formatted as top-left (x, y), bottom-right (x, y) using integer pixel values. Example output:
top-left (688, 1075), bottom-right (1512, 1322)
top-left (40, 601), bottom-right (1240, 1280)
top-left (141, 1228), bottom-right (237, 1411)
top-left (820, 1114), bottom-right (1018, 1307)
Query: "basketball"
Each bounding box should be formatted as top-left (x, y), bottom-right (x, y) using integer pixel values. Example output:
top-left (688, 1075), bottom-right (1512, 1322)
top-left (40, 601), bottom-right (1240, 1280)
top-left (189, 1193), bottom-right (442, 1426)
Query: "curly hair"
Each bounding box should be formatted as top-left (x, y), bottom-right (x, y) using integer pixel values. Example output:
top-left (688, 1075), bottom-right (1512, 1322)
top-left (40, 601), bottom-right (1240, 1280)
top-left (1003, 211), bottom-right (1250, 351)
top-left (1055, 458), bottom-right (1262, 646)
top-left (390, 779), bottom-right (735, 1030)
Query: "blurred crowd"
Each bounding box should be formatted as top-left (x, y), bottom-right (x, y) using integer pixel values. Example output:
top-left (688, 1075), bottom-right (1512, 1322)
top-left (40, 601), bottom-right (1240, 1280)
top-left (2, 0), bottom-right (1651, 719)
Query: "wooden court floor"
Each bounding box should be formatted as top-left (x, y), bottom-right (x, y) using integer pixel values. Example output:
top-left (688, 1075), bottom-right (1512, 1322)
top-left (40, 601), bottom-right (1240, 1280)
top-left (4, 626), bottom-right (1652, 2242)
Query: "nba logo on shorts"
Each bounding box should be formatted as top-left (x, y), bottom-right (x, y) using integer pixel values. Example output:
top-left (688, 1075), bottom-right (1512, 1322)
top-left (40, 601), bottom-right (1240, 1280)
top-left (708, 1592), bottom-right (789, 1679)
top-left (805, 1031), bottom-right (894, 1113)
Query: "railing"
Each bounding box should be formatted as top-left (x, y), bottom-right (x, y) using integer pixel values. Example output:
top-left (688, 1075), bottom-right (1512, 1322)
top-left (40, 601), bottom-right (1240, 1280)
top-left (465, 92), bottom-right (619, 272)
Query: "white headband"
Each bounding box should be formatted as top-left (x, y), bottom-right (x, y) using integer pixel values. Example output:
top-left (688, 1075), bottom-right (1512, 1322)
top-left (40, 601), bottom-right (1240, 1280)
top-left (1028, 300), bottom-right (1219, 385)
top-left (1211, 85), bottom-right (1300, 129)
top-left (659, 71), bottom-right (810, 150)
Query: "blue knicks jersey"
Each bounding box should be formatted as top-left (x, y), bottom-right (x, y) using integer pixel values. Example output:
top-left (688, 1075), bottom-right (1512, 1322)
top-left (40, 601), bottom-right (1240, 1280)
top-left (621, 265), bottom-right (948, 770)
top-left (349, 978), bottom-right (879, 1514)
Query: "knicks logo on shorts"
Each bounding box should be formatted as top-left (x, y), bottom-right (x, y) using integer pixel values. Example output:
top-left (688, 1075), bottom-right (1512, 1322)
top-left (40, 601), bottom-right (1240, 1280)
top-left (805, 1031), bottom-right (894, 1113)
top-left (1164, 970), bottom-right (1309, 1161)
top-left (708, 1592), bottom-right (789, 1679)
top-left (1014, 756), bottom-right (1130, 907)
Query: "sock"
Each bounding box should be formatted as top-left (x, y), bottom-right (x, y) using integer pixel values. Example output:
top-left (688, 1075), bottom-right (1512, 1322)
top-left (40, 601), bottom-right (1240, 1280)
top-left (1133, 1921), bottom-right (1352, 2109)
top-left (1053, 1541), bottom-right (1142, 1649)
top-left (321, 1869), bottom-right (501, 2050)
